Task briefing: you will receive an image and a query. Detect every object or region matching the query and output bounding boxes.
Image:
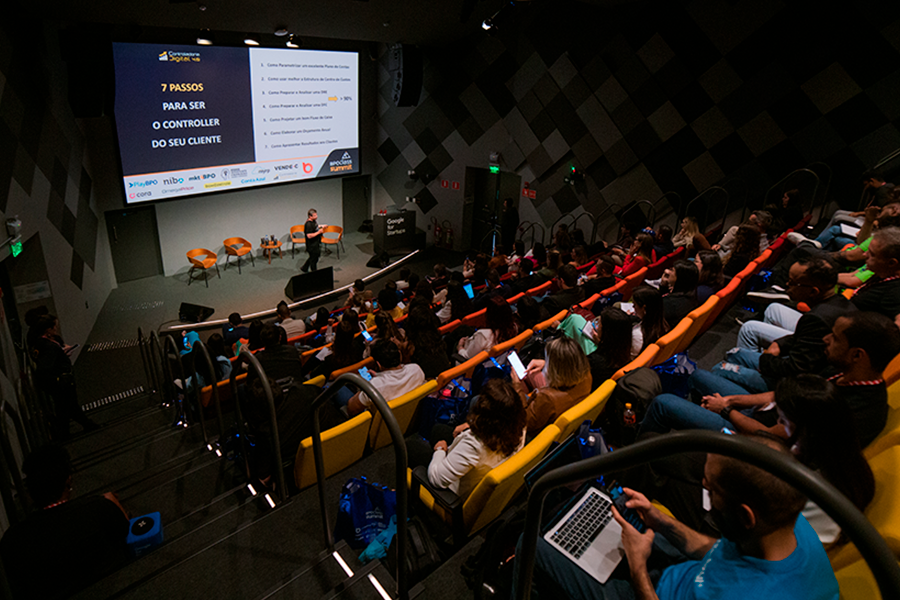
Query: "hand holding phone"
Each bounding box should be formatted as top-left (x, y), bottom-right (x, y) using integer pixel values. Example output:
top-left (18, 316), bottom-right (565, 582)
top-left (463, 283), bottom-right (475, 299)
top-left (508, 351), bottom-right (527, 380)
top-left (361, 329), bottom-right (373, 342)
top-left (358, 367), bottom-right (373, 381)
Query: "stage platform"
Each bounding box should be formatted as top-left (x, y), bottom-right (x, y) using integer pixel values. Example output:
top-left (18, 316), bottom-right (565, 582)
top-left (80, 231), bottom-right (464, 350)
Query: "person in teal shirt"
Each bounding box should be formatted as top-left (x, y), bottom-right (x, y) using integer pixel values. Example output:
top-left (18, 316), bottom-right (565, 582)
top-left (518, 434), bottom-right (839, 600)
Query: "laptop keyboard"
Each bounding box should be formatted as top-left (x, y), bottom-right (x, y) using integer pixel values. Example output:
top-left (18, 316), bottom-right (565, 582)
top-left (550, 490), bottom-right (613, 558)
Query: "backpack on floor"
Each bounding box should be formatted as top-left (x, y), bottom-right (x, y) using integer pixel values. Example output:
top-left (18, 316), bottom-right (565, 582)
top-left (386, 516), bottom-right (443, 584)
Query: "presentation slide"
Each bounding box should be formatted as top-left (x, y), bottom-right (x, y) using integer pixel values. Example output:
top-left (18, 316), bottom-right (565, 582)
top-left (112, 43), bottom-right (359, 204)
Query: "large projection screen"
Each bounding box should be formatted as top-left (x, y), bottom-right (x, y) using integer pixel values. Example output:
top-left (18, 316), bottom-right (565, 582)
top-left (112, 42), bottom-right (359, 203)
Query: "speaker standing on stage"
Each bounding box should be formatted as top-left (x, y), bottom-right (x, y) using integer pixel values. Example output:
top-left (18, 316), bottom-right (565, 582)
top-left (301, 209), bottom-right (324, 273)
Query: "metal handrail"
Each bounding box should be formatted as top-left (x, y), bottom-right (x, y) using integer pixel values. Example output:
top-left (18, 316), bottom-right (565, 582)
top-left (550, 211), bottom-right (595, 245)
top-left (807, 162), bottom-right (832, 225)
top-left (858, 149), bottom-right (900, 211)
top-left (619, 200), bottom-right (656, 232)
top-left (137, 328), bottom-right (156, 401)
top-left (232, 347), bottom-right (286, 501)
top-left (191, 339), bottom-right (225, 443)
top-left (517, 221), bottom-right (546, 247)
top-left (162, 335), bottom-right (191, 428)
top-left (764, 168), bottom-right (820, 219)
top-left (514, 431), bottom-right (900, 600)
top-left (685, 186), bottom-right (729, 233)
top-left (0, 400), bottom-right (25, 523)
top-left (308, 373), bottom-right (409, 600)
top-left (651, 191), bottom-right (682, 230)
top-left (590, 204), bottom-right (620, 246)
top-left (148, 331), bottom-right (169, 413)
top-left (571, 212), bottom-right (595, 244)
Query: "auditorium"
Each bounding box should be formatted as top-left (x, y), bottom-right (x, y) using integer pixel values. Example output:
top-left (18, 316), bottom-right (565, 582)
top-left (1, 0), bottom-right (899, 598)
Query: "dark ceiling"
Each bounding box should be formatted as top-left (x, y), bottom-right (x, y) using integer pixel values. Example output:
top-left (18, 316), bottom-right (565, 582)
top-left (39, 0), bottom-right (631, 48)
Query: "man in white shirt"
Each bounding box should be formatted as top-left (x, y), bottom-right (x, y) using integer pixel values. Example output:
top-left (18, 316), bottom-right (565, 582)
top-left (347, 339), bottom-right (424, 417)
top-left (275, 301), bottom-right (306, 339)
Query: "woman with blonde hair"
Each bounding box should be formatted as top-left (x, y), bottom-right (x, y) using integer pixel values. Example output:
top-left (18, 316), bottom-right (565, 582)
top-left (515, 336), bottom-right (592, 436)
top-left (671, 216), bottom-right (711, 256)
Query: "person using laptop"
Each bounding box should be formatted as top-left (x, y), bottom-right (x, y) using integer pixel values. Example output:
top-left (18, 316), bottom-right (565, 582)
top-left (518, 434), bottom-right (839, 600)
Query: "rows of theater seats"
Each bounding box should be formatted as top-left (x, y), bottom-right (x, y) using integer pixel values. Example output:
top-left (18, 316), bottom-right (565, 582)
top-left (194, 219), bottom-right (900, 598)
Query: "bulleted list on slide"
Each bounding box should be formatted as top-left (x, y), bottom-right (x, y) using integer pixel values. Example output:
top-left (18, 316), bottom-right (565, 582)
top-left (249, 48), bottom-right (358, 175)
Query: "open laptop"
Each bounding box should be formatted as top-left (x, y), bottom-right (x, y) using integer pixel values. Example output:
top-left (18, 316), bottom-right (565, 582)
top-left (525, 433), bottom-right (644, 584)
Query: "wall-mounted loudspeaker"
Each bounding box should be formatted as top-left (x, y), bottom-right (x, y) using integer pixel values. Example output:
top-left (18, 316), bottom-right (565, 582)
top-left (389, 44), bottom-right (423, 107)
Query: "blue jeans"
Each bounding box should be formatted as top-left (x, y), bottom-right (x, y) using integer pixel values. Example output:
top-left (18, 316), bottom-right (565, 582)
top-left (736, 303), bottom-right (802, 351)
top-left (700, 349), bottom-right (770, 395)
top-left (815, 225), bottom-right (856, 252)
top-left (639, 393), bottom-right (732, 435)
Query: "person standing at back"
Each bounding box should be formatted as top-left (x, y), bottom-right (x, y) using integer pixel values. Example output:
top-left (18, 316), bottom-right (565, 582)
top-left (301, 208), bottom-right (324, 273)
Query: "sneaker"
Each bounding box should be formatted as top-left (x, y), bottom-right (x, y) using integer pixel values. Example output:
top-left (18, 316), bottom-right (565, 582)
top-left (786, 232), bottom-right (807, 245)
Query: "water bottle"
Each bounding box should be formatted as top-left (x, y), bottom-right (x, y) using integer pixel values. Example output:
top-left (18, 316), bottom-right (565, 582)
top-left (623, 403), bottom-right (636, 427)
top-left (623, 403), bottom-right (637, 445)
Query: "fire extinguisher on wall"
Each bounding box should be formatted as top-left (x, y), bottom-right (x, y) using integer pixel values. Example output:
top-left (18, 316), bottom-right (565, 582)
top-left (443, 220), bottom-right (453, 249)
top-left (431, 217), bottom-right (442, 246)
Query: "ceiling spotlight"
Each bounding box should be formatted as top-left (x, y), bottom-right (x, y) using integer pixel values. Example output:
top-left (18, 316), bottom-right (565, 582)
top-left (243, 35), bottom-right (260, 46)
top-left (482, 1), bottom-right (516, 33)
top-left (197, 29), bottom-right (213, 45)
top-left (274, 27), bottom-right (289, 37)
top-left (482, 18), bottom-right (493, 31)
top-left (286, 34), bottom-right (300, 49)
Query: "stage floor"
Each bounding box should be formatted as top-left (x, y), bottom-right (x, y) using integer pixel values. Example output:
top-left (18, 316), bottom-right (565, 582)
top-left (81, 231), bottom-right (462, 349)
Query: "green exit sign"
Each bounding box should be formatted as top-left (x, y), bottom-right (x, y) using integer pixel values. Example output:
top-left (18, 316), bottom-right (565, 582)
top-left (489, 165), bottom-right (500, 174)
top-left (10, 240), bottom-right (22, 258)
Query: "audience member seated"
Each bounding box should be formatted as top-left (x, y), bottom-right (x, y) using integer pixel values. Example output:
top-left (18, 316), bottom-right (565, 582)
top-left (364, 311), bottom-right (404, 359)
top-left (474, 269), bottom-right (514, 308)
top-left (529, 242), bottom-right (548, 269)
top-left (570, 245), bottom-right (591, 269)
top-left (507, 240), bottom-right (526, 271)
top-left (671, 216), bottom-right (711, 256)
top-left (512, 336), bottom-right (592, 436)
top-left (519, 434), bottom-right (838, 600)
top-left (222, 312), bottom-right (250, 346)
top-left (766, 188), bottom-right (805, 233)
top-left (851, 226), bottom-right (900, 319)
top-left (541, 264), bottom-right (585, 316)
top-left (346, 339), bottom-right (425, 417)
top-left (428, 263), bottom-right (449, 289)
top-left (816, 170), bottom-right (895, 234)
top-left (661, 260), bottom-right (700, 325)
top-left (553, 224), bottom-right (573, 254)
top-left (0, 445), bottom-right (130, 599)
top-left (682, 311), bottom-right (896, 449)
top-left (653, 223), bottom-right (675, 258)
top-left (186, 332), bottom-right (233, 390)
top-left (436, 279), bottom-right (476, 324)
top-left (456, 295), bottom-right (519, 360)
top-left (612, 232), bottom-right (656, 277)
top-left (713, 210), bottom-right (772, 257)
top-left (395, 267), bottom-right (412, 291)
top-left (538, 249), bottom-right (561, 279)
top-left (275, 301), bottom-right (306, 339)
top-left (586, 307), bottom-right (634, 386)
top-left (346, 278), bottom-right (367, 308)
top-left (401, 305), bottom-right (452, 379)
top-left (631, 285), bottom-right (669, 356)
top-left (722, 224), bottom-right (761, 278)
top-left (306, 307), bottom-right (332, 334)
top-left (737, 255), bottom-right (854, 352)
top-left (515, 295), bottom-right (543, 331)
top-left (463, 253), bottom-right (489, 283)
top-left (489, 245), bottom-right (508, 271)
top-left (692, 257), bottom-right (849, 397)
top-left (582, 255), bottom-right (618, 296)
top-left (302, 319), bottom-right (364, 380)
top-left (252, 324), bottom-right (306, 381)
top-left (509, 257), bottom-right (548, 295)
top-left (246, 319), bottom-right (264, 351)
top-left (695, 250), bottom-right (725, 303)
top-left (365, 287), bottom-right (403, 328)
top-left (407, 378), bottom-right (526, 499)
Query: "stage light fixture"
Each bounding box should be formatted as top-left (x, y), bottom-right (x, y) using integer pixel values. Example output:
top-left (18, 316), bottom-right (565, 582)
top-left (286, 34), bottom-right (300, 49)
top-left (274, 27), bottom-right (289, 37)
top-left (243, 35), bottom-right (260, 46)
top-left (197, 29), bottom-right (213, 45)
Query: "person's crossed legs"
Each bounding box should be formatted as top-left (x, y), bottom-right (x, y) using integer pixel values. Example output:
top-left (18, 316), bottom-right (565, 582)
top-left (737, 303), bottom-right (802, 351)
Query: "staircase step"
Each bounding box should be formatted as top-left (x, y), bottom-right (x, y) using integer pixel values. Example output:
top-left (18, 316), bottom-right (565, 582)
top-left (255, 540), bottom-right (362, 600)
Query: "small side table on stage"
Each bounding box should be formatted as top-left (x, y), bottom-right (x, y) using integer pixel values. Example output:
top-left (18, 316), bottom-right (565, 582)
top-left (261, 241), bottom-right (283, 264)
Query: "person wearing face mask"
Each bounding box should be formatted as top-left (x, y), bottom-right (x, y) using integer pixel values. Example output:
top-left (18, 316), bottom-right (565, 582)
top-left (511, 336), bottom-right (592, 438)
top-left (517, 434), bottom-right (839, 600)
